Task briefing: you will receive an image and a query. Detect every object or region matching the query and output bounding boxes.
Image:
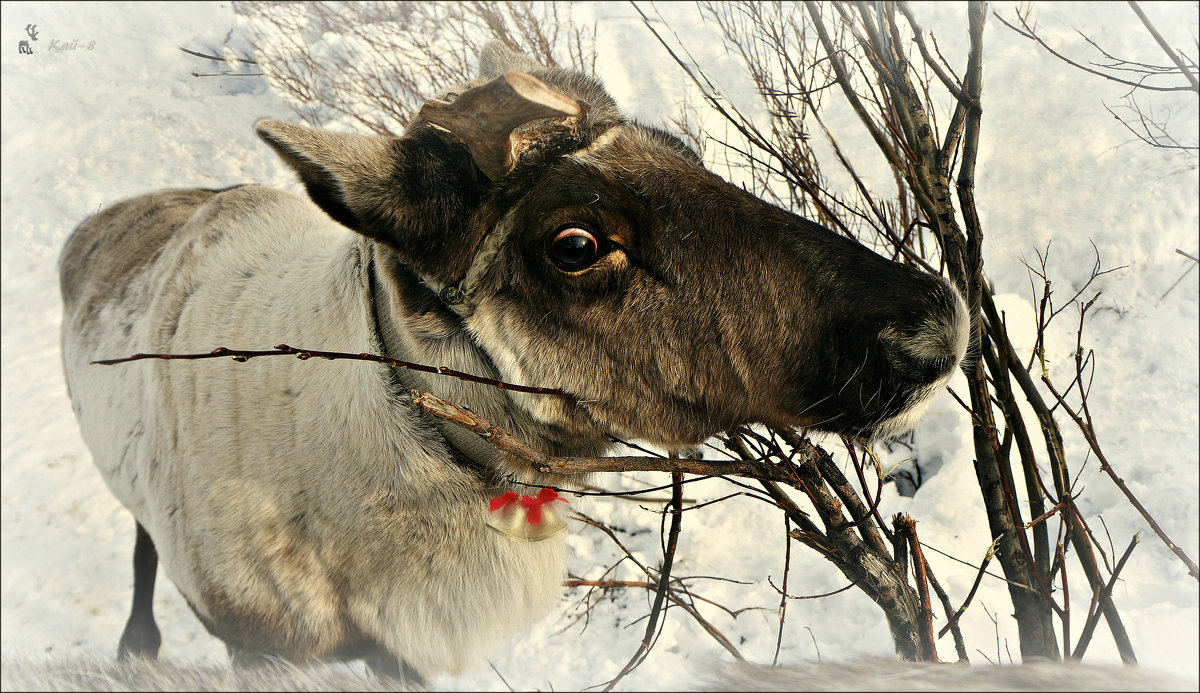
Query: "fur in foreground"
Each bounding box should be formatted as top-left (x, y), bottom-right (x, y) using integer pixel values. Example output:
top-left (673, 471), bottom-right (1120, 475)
top-left (706, 658), bottom-right (1191, 692)
top-left (3, 655), bottom-right (1190, 692)
top-left (0, 655), bottom-right (413, 692)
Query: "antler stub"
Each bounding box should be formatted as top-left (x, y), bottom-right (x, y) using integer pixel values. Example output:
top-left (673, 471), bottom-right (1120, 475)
top-left (419, 71), bottom-right (582, 180)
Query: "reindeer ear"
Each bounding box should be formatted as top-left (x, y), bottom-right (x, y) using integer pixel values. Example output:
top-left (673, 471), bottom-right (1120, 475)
top-left (255, 118), bottom-right (488, 283)
top-left (419, 72), bottom-right (582, 180)
top-left (255, 75), bottom-right (581, 283)
top-left (254, 120), bottom-right (390, 230)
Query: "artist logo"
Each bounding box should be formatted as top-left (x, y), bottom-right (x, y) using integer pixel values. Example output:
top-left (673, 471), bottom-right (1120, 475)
top-left (46, 38), bottom-right (96, 51)
top-left (19, 23), bottom-right (37, 55)
top-left (17, 24), bottom-right (96, 55)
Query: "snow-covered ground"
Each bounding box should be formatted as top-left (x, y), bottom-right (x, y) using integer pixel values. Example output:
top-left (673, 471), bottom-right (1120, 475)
top-left (2, 1), bottom-right (1196, 690)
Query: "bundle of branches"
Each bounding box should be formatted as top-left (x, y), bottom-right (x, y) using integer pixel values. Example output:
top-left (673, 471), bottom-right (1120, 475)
top-left (638, 0), bottom-right (1198, 664)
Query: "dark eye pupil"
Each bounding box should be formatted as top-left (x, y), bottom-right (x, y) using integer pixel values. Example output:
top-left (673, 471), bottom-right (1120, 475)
top-left (550, 229), bottom-right (598, 270)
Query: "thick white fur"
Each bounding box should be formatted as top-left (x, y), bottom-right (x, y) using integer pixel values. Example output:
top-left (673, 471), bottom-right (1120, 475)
top-left (61, 186), bottom-right (565, 677)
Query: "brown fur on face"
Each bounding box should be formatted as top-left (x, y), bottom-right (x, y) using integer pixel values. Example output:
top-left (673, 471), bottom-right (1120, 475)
top-left (454, 134), bottom-right (938, 447)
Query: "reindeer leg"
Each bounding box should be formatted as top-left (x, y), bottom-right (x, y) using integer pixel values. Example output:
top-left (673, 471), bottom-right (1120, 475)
top-left (117, 521), bottom-right (162, 661)
top-left (364, 644), bottom-right (425, 687)
top-left (228, 645), bottom-right (273, 669)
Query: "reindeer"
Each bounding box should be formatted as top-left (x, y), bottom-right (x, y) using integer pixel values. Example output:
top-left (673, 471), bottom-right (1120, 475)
top-left (59, 44), bottom-right (967, 682)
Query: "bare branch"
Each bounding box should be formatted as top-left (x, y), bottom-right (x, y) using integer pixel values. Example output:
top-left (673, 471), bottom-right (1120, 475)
top-left (1072, 535), bottom-right (1140, 658)
top-left (93, 344), bottom-right (564, 396)
top-left (939, 536), bottom-right (1001, 639)
top-left (601, 470), bottom-right (684, 691)
top-left (894, 514), bottom-right (938, 661)
top-left (1042, 356), bottom-right (1199, 581)
top-left (994, 8), bottom-right (1195, 92)
top-left (178, 45), bottom-right (258, 64)
top-left (1126, 1), bottom-right (1200, 92)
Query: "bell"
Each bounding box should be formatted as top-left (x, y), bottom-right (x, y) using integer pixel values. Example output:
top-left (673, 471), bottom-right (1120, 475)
top-left (487, 502), bottom-right (532, 541)
top-left (486, 488), bottom-right (569, 543)
top-left (525, 503), bottom-right (568, 542)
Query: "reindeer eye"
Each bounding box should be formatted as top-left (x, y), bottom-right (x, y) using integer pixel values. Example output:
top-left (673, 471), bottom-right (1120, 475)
top-left (548, 227), bottom-right (599, 271)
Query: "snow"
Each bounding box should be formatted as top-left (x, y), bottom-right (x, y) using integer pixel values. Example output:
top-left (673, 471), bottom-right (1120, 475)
top-left (2, 1), bottom-right (1196, 690)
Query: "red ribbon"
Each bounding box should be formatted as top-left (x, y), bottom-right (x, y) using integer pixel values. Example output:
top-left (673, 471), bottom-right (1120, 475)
top-left (489, 491), bottom-right (520, 513)
top-left (489, 487), bottom-right (566, 525)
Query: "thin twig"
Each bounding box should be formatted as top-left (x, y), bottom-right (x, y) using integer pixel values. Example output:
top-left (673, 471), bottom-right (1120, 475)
top-left (994, 9), bottom-right (1194, 92)
top-left (1058, 541), bottom-right (1071, 660)
top-left (924, 564), bottom-right (969, 662)
top-left (601, 470), bottom-right (684, 691)
top-left (773, 516), bottom-right (792, 665)
top-left (938, 536), bottom-right (1001, 639)
top-left (563, 579), bottom-right (746, 622)
top-left (772, 581), bottom-right (858, 601)
top-left (93, 344), bottom-right (564, 395)
top-left (178, 45), bottom-right (259, 64)
top-left (191, 71), bottom-right (265, 77)
top-left (488, 662), bottom-right (515, 693)
top-left (1072, 534), bottom-right (1140, 658)
top-left (1042, 351), bottom-right (1199, 580)
top-left (1126, 1), bottom-right (1200, 92)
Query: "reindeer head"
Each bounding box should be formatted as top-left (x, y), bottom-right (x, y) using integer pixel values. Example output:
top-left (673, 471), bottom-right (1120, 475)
top-left (256, 44), bottom-right (967, 451)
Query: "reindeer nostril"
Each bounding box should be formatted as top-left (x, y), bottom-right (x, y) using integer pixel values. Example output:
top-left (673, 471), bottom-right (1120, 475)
top-left (880, 333), bottom-right (953, 385)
